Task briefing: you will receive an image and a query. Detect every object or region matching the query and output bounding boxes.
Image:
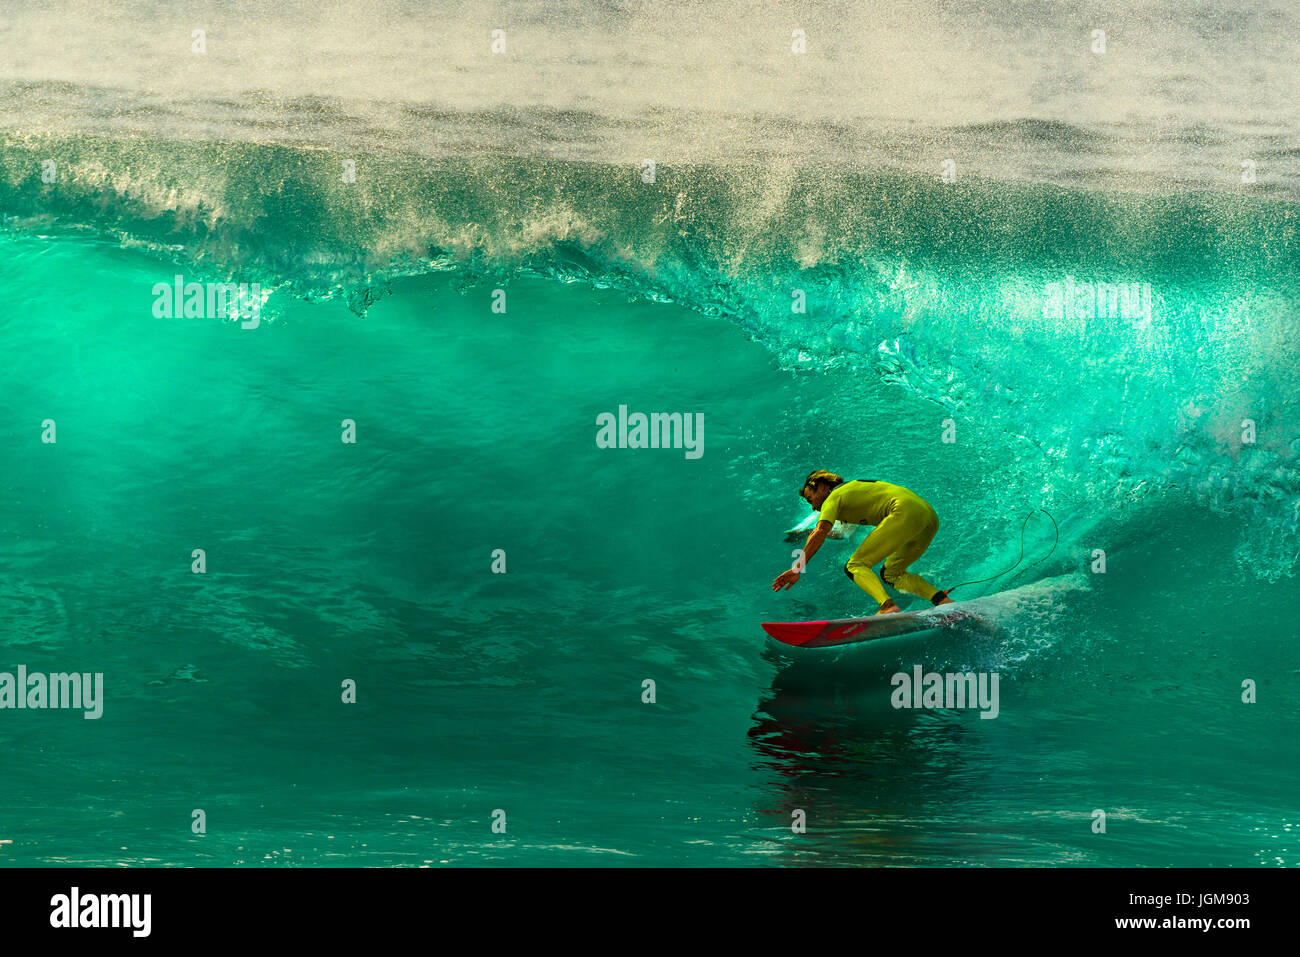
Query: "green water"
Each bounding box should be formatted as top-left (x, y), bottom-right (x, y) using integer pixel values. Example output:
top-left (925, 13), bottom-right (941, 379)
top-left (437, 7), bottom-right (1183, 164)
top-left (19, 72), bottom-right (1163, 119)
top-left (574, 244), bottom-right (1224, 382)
top-left (2, 0), bottom-right (1298, 870)
top-left (1, 225), bottom-right (1296, 866)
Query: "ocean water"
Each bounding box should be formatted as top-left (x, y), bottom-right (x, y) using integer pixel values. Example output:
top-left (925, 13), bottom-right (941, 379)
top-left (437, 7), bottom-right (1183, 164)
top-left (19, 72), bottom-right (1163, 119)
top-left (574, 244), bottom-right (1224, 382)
top-left (1, 0), bottom-right (1298, 867)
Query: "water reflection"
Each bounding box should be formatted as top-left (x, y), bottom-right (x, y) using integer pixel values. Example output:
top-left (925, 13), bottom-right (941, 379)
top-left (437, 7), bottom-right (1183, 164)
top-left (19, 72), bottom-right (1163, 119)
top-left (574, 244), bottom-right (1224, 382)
top-left (748, 626), bottom-right (1004, 864)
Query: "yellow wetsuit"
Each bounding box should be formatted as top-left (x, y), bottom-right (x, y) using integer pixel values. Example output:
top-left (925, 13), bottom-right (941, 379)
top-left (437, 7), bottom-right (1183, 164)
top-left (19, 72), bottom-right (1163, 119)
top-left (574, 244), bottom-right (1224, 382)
top-left (818, 480), bottom-right (943, 607)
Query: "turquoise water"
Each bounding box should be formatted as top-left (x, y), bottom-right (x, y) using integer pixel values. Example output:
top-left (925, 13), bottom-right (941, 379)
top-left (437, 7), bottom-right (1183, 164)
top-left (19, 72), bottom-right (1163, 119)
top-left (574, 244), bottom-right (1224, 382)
top-left (1, 216), bottom-right (1296, 866)
top-left (2, 0), bottom-right (1298, 867)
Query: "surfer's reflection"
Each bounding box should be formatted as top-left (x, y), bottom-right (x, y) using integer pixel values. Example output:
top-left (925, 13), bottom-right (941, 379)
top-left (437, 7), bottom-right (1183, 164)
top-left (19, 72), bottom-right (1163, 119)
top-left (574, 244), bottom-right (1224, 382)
top-left (747, 640), bottom-right (995, 864)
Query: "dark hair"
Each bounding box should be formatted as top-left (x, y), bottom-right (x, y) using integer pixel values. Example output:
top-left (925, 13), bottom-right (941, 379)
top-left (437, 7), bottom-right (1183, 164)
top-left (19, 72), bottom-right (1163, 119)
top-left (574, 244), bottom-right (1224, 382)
top-left (800, 469), bottom-right (844, 493)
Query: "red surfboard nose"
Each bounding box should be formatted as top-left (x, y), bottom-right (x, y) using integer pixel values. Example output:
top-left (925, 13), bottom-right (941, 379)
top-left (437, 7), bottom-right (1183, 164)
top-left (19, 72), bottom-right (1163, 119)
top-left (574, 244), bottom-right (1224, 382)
top-left (760, 621), bottom-right (829, 646)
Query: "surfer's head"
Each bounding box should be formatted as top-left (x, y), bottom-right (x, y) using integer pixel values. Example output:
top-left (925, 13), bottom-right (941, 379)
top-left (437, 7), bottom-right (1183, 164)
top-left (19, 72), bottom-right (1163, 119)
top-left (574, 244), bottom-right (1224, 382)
top-left (800, 470), bottom-right (843, 510)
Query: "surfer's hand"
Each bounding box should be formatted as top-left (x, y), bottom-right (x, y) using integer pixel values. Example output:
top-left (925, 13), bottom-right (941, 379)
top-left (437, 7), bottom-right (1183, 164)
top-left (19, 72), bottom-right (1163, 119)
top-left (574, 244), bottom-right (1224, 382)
top-left (772, 569), bottom-right (800, 591)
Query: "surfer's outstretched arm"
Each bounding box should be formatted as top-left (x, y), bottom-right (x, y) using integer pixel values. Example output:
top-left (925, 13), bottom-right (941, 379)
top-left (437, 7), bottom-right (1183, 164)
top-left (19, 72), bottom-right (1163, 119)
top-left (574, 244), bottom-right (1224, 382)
top-left (772, 520), bottom-right (833, 590)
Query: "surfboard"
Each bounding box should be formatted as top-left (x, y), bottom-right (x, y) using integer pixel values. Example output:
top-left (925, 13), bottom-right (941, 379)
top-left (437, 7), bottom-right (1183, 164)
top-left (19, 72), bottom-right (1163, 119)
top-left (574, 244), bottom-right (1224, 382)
top-left (762, 602), bottom-right (978, 649)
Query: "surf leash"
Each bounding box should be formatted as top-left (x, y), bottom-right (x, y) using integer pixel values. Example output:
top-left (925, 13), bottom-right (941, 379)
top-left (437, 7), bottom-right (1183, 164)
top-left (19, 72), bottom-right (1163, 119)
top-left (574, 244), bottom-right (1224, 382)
top-left (930, 508), bottom-right (1059, 603)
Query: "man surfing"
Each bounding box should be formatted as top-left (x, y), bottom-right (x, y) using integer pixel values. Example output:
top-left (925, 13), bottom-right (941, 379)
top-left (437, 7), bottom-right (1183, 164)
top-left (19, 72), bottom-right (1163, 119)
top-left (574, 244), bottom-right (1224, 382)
top-left (772, 470), bottom-right (955, 615)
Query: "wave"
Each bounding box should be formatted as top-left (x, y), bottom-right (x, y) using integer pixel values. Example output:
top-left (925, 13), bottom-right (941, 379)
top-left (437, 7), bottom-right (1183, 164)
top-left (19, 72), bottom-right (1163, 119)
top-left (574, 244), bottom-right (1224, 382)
top-left (4, 131), bottom-right (1296, 287)
top-left (3, 131), bottom-right (1298, 579)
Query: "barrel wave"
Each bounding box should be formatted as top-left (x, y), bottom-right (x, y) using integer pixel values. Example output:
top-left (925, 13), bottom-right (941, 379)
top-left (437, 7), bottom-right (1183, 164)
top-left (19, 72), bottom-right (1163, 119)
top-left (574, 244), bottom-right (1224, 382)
top-left (1, 0), bottom-right (1298, 868)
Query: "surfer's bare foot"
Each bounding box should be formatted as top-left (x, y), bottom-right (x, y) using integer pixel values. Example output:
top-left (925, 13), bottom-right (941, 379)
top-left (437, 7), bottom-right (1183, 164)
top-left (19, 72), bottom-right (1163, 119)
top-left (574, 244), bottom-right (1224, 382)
top-left (876, 601), bottom-right (902, 615)
top-left (936, 596), bottom-right (954, 605)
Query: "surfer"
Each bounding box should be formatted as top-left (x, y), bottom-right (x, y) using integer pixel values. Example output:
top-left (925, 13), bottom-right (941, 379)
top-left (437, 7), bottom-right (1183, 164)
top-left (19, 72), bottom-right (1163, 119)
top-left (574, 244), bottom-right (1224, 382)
top-left (771, 470), bottom-right (955, 615)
